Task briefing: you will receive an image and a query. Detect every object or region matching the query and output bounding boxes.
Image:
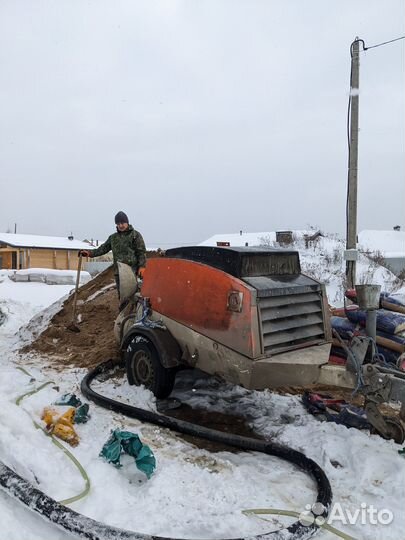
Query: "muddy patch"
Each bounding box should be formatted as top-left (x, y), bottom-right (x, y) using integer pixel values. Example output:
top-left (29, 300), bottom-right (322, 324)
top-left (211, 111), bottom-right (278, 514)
top-left (92, 368), bottom-right (260, 453)
top-left (164, 403), bottom-right (262, 452)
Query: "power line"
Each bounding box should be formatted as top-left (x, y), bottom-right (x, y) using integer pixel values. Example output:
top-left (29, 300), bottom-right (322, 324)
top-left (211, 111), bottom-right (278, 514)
top-left (363, 35), bottom-right (405, 51)
top-left (350, 35), bottom-right (405, 58)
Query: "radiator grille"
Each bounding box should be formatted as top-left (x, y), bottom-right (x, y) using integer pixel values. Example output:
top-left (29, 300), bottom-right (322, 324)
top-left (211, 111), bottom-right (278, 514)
top-left (259, 291), bottom-right (325, 354)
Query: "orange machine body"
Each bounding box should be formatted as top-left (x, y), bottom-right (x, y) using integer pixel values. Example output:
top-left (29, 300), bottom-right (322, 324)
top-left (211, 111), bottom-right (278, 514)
top-left (141, 257), bottom-right (261, 358)
top-left (117, 246), bottom-right (332, 391)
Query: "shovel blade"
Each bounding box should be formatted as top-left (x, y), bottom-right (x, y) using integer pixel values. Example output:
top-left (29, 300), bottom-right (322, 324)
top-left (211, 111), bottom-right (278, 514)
top-left (67, 323), bottom-right (80, 333)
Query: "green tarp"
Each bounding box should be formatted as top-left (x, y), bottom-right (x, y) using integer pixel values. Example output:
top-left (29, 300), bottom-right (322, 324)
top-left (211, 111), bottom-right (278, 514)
top-left (100, 429), bottom-right (156, 479)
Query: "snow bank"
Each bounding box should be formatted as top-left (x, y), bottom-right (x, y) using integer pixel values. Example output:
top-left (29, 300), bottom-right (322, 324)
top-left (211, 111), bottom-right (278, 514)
top-left (8, 268), bottom-right (91, 286)
top-left (0, 276), bottom-right (77, 344)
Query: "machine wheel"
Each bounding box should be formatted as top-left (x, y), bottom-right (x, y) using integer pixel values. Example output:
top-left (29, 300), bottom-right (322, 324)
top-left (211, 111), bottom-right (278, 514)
top-left (126, 336), bottom-right (175, 399)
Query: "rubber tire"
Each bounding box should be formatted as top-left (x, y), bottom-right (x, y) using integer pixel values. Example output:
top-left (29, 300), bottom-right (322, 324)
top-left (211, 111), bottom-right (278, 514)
top-left (127, 337), bottom-right (175, 399)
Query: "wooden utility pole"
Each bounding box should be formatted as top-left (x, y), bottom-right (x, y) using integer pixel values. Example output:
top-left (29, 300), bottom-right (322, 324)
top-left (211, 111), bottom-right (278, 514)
top-left (346, 38), bottom-right (360, 289)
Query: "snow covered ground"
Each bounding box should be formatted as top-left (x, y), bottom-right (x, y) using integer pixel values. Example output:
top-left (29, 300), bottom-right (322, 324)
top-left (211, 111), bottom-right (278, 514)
top-left (0, 260), bottom-right (404, 540)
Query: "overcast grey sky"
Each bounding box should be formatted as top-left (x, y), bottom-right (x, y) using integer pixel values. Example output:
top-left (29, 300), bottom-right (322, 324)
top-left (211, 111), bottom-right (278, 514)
top-left (1, 0), bottom-right (404, 247)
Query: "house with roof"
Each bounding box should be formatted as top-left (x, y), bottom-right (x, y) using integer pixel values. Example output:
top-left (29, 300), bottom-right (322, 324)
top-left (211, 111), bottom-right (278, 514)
top-left (358, 229), bottom-right (405, 276)
top-left (0, 233), bottom-right (91, 270)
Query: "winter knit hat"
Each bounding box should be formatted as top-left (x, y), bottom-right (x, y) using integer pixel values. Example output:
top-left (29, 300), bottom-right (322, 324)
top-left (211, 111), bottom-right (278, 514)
top-left (115, 211), bottom-right (129, 224)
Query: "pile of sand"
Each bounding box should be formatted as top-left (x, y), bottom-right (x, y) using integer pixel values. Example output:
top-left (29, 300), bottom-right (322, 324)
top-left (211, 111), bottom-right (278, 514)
top-left (22, 266), bottom-right (120, 369)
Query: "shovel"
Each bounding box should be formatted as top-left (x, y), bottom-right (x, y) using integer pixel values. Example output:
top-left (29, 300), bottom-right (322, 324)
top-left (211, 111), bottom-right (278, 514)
top-left (67, 254), bottom-right (83, 333)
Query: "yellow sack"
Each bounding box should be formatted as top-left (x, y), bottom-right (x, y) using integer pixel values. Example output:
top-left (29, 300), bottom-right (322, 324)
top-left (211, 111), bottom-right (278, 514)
top-left (42, 407), bottom-right (79, 447)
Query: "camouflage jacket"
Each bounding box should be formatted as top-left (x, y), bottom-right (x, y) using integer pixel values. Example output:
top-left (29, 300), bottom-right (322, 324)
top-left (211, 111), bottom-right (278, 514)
top-left (90, 225), bottom-right (146, 272)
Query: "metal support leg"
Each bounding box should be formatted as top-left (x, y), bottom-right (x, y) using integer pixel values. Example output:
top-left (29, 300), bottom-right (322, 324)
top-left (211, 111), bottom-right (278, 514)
top-left (366, 310), bottom-right (377, 343)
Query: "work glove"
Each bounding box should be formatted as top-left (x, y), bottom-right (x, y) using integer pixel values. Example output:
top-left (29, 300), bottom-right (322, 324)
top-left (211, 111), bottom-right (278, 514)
top-left (137, 267), bottom-right (146, 279)
top-left (78, 250), bottom-right (91, 257)
top-left (42, 407), bottom-right (80, 447)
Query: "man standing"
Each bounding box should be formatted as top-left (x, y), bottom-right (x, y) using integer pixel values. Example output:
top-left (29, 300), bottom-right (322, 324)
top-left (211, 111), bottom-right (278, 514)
top-left (79, 211), bottom-right (146, 300)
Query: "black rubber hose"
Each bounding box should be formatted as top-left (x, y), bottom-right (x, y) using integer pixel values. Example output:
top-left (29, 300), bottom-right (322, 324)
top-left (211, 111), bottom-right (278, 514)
top-left (81, 360), bottom-right (332, 538)
top-left (0, 359), bottom-right (333, 540)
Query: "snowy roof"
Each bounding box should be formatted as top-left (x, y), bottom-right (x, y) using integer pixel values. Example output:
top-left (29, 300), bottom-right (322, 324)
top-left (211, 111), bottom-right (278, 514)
top-left (0, 232), bottom-right (91, 250)
top-left (199, 230), bottom-right (312, 247)
top-left (358, 230), bottom-right (405, 258)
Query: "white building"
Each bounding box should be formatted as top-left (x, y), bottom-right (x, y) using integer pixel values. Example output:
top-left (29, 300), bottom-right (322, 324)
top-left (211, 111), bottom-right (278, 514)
top-left (358, 229), bottom-right (405, 276)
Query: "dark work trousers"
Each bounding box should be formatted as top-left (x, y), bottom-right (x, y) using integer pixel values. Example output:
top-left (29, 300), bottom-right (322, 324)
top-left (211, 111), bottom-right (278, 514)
top-left (114, 274), bottom-right (120, 299)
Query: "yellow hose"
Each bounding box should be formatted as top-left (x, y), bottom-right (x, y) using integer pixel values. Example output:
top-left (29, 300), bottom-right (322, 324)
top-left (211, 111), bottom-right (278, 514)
top-left (243, 508), bottom-right (358, 540)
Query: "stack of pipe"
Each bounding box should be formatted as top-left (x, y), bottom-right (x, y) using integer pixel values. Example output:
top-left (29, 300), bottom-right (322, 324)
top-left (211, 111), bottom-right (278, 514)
top-left (330, 289), bottom-right (405, 370)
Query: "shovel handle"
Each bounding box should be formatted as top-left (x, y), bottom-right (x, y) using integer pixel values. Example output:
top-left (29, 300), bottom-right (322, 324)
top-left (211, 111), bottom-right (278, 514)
top-left (71, 255), bottom-right (83, 323)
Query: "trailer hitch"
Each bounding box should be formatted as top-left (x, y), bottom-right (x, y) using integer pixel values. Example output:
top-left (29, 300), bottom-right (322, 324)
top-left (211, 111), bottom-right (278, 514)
top-left (333, 330), bottom-right (405, 443)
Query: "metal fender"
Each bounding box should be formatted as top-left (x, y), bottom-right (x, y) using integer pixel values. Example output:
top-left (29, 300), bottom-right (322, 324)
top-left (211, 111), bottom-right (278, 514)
top-left (122, 325), bottom-right (182, 372)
